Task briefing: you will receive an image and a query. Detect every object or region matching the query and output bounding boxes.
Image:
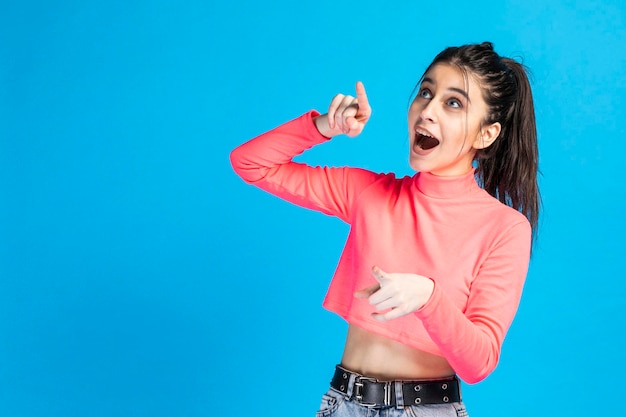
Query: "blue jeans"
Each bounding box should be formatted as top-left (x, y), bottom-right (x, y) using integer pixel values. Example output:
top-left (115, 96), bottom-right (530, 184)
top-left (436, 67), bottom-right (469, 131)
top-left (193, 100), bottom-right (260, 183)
top-left (316, 386), bottom-right (469, 417)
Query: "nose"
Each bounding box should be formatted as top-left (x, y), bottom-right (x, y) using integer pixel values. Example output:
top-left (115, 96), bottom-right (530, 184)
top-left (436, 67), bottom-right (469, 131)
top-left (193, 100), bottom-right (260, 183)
top-left (419, 100), bottom-right (436, 123)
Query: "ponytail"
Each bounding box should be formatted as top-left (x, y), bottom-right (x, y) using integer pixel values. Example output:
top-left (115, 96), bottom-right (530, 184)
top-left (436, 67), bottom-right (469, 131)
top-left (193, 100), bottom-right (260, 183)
top-left (477, 58), bottom-right (540, 238)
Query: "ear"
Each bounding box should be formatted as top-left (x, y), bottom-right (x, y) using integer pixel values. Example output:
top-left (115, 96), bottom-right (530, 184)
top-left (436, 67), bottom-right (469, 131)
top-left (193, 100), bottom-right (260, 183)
top-left (473, 122), bottom-right (501, 150)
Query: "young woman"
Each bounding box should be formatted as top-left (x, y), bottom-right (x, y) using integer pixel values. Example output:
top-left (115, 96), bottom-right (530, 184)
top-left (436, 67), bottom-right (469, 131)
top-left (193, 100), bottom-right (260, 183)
top-left (230, 42), bottom-right (539, 417)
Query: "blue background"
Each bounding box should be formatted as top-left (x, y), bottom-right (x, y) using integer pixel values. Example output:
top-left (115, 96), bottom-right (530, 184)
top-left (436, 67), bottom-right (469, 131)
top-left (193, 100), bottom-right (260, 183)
top-left (2, 1), bottom-right (625, 416)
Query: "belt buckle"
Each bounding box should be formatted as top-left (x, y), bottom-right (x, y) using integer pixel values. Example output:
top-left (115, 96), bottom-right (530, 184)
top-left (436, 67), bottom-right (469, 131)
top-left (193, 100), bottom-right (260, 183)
top-left (354, 376), bottom-right (379, 408)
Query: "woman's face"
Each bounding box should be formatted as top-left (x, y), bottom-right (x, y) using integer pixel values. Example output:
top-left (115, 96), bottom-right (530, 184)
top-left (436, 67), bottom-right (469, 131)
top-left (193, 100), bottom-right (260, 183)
top-left (408, 63), bottom-right (499, 177)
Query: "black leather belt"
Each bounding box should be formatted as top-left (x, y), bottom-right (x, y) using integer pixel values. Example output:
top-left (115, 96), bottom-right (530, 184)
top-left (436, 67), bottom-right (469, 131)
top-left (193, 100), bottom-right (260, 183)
top-left (330, 365), bottom-right (461, 408)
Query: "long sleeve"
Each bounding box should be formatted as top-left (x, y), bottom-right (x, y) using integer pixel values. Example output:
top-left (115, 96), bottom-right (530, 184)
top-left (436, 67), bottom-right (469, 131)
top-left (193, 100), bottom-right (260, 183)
top-left (230, 111), bottom-right (381, 222)
top-left (414, 220), bottom-right (531, 383)
top-left (232, 111), bottom-right (532, 384)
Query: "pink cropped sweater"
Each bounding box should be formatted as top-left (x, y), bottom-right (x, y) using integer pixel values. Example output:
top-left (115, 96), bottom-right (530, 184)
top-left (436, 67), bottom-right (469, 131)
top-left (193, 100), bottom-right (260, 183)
top-left (230, 111), bottom-right (531, 383)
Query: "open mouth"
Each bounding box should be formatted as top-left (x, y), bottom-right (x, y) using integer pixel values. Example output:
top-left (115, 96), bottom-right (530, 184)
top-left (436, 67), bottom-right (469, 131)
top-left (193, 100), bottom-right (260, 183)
top-left (415, 129), bottom-right (440, 150)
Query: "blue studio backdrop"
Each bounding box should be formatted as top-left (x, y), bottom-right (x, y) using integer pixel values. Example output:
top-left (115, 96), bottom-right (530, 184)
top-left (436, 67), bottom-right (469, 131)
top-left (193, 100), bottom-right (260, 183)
top-left (1, 1), bottom-right (625, 416)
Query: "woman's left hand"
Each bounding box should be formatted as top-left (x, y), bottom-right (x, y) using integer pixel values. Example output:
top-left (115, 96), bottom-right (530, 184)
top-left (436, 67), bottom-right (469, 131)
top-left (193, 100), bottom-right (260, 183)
top-left (354, 266), bottom-right (435, 321)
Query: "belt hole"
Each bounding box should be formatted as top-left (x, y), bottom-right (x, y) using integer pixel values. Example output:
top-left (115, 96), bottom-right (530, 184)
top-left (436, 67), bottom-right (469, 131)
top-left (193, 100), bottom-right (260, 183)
top-left (415, 398), bottom-right (422, 405)
top-left (414, 385), bottom-right (421, 392)
top-left (443, 396), bottom-right (449, 403)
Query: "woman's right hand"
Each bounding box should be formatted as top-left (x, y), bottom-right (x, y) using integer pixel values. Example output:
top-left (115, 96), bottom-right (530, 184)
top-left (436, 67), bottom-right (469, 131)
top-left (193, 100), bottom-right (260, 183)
top-left (314, 81), bottom-right (372, 138)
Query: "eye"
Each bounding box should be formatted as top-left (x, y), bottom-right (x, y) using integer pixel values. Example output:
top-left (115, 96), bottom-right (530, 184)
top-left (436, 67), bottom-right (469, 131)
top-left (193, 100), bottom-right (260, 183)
top-left (418, 88), bottom-right (432, 99)
top-left (447, 98), bottom-right (463, 109)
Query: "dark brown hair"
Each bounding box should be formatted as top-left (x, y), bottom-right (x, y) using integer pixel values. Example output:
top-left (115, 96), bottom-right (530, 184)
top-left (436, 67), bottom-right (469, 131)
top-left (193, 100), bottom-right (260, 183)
top-left (423, 42), bottom-right (541, 237)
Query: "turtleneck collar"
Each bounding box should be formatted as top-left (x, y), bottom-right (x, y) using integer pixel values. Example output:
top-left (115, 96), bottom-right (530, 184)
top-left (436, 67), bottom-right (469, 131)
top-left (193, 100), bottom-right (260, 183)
top-left (414, 168), bottom-right (479, 199)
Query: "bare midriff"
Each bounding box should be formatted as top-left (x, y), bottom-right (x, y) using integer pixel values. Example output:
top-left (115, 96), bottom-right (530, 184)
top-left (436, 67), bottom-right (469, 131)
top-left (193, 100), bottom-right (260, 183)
top-left (340, 324), bottom-right (455, 381)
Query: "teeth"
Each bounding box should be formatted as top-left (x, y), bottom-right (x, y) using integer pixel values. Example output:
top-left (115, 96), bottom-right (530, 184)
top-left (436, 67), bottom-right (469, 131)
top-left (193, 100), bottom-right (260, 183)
top-left (415, 128), bottom-right (434, 138)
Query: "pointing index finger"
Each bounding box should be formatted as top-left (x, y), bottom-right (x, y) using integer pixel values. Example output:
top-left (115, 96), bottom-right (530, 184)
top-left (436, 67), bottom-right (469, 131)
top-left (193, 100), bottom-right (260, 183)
top-left (355, 81), bottom-right (371, 119)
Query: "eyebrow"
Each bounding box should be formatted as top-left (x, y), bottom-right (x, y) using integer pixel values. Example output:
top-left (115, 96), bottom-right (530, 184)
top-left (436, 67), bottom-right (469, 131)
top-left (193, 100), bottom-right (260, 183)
top-left (422, 77), bottom-right (471, 103)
